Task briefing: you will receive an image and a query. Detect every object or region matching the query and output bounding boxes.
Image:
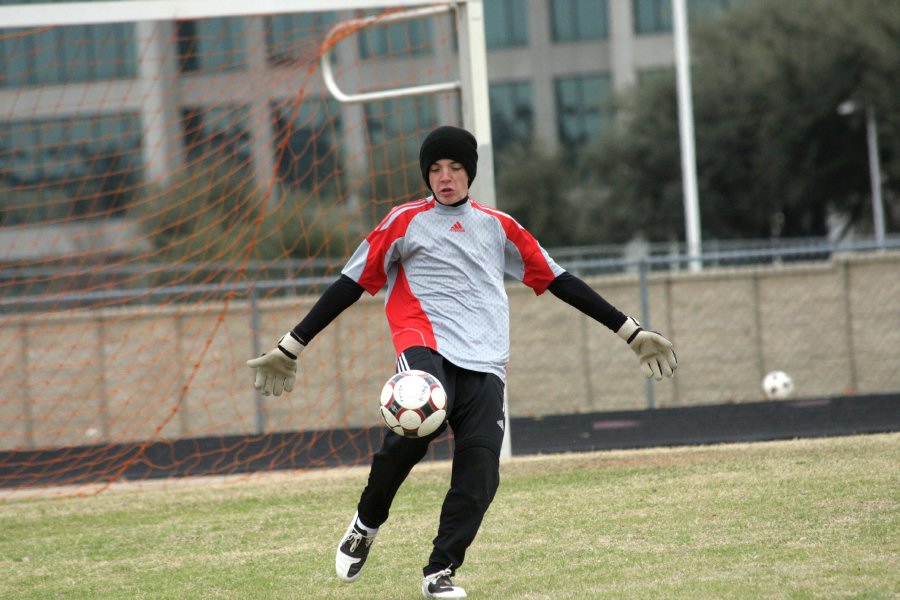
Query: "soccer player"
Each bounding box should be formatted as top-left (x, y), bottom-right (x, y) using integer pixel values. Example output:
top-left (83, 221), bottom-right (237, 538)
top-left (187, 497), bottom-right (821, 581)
top-left (247, 125), bottom-right (677, 599)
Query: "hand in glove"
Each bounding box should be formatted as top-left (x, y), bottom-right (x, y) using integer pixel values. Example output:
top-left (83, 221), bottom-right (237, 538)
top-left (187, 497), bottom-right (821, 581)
top-left (616, 317), bottom-right (677, 381)
top-left (246, 331), bottom-right (305, 396)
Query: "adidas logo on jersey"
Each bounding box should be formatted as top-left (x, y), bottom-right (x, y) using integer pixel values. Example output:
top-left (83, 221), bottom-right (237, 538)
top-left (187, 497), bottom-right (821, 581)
top-left (449, 221), bottom-right (465, 232)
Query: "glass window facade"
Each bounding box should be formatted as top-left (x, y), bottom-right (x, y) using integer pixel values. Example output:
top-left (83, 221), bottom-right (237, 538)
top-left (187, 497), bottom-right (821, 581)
top-left (363, 97), bottom-right (436, 198)
top-left (489, 81), bottom-right (533, 151)
top-left (0, 23), bottom-right (136, 87)
top-left (181, 104), bottom-right (251, 162)
top-left (635, 0), bottom-right (748, 33)
top-left (357, 15), bottom-right (432, 60)
top-left (484, 0), bottom-right (528, 49)
top-left (555, 74), bottom-right (613, 146)
top-left (0, 0), bottom-right (756, 207)
top-left (364, 97), bottom-right (436, 149)
top-left (266, 12), bottom-right (337, 65)
top-left (691, 0), bottom-right (750, 21)
top-left (551, 0), bottom-right (609, 42)
top-left (0, 114), bottom-right (142, 218)
top-left (272, 98), bottom-right (341, 190)
top-left (633, 0), bottom-right (672, 34)
top-left (177, 17), bottom-right (246, 73)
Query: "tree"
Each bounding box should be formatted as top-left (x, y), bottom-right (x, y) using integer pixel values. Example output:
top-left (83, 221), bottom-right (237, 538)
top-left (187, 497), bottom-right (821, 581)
top-left (588, 0), bottom-right (899, 242)
top-left (494, 142), bottom-right (600, 247)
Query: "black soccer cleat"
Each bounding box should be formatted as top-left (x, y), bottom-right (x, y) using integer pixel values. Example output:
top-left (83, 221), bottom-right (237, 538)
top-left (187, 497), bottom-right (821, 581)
top-left (335, 512), bottom-right (377, 582)
top-left (422, 568), bottom-right (467, 598)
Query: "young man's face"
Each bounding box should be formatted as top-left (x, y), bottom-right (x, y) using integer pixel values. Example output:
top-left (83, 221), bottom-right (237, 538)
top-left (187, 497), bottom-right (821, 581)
top-left (428, 159), bottom-right (469, 205)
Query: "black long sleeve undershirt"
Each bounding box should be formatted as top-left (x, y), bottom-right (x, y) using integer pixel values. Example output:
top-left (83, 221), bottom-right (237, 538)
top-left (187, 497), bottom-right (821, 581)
top-left (291, 274), bottom-right (364, 345)
top-left (292, 271), bottom-right (626, 346)
top-left (547, 271), bottom-right (627, 332)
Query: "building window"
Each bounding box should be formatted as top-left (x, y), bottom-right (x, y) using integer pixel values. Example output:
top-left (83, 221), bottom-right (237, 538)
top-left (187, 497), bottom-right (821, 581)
top-left (177, 18), bottom-right (246, 73)
top-left (555, 74), bottom-right (613, 147)
top-left (489, 81), bottom-right (533, 151)
top-left (484, 0), bottom-right (528, 49)
top-left (364, 97), bottom-right (436, 149)
top-left (363, 97), bottom-right (436, 197)
top-left (690, 0), bottom-right (750, 21)
top-left (181, 105), bottom-right (251, 162)
top-left (551, 0), bottom-right (609, 42)
top-left (634, 0), bottom-right (746, 33)
top-left (357, 13), bottom-right (432, 59)
top-left (266, 12), bottom-right (337, 66)
top-left (0, 23), bottom-right (136, 87)
top-left (0, 114), bottom-right (142, 220)
top-left (633, 0), bottom-right (672, 34)
top-left (272, 98), bottom-right (341, 190)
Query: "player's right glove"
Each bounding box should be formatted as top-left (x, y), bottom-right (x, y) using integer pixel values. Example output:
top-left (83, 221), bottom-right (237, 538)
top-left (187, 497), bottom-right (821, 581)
top-left (616, 316), bottom-right (677, 381)
top-left (246, 331), bottom-right (305, 396)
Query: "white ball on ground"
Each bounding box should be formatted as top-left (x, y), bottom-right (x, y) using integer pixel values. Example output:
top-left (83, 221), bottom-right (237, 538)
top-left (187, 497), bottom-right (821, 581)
top-left (762, 370), bottom-right (794, 400)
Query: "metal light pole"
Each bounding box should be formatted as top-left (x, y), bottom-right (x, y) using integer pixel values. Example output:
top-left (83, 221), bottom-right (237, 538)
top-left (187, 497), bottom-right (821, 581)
top-left (864, 105), bottom-right (886, 250)
top-left (838, 100), bottom-right (886, 250)
top-left (673, 0), bottom-right (702, 271)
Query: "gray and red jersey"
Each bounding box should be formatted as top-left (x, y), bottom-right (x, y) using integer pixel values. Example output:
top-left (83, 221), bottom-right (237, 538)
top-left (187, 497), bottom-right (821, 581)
top-left (342, 197), bottom-right (564, 381)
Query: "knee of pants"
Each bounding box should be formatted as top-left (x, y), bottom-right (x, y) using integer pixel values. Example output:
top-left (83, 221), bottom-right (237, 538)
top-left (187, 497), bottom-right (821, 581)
top-left (451, 445), bottom-right (500, 507)
top-left (376, 430), bottom-right (432, 464)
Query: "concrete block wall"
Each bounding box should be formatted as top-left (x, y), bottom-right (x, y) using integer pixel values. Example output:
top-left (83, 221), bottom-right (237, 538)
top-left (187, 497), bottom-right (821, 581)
top-left (1, 250), bottom-right (897, 450)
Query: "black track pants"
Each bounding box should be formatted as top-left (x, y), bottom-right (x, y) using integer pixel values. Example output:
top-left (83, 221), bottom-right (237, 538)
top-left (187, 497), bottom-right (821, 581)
top-left (356, 346), bottom-right (506, 576)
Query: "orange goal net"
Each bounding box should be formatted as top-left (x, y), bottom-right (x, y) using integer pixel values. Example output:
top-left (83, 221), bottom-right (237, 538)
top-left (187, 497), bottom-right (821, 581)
top-left (0, 1), bottom-right (479, 495)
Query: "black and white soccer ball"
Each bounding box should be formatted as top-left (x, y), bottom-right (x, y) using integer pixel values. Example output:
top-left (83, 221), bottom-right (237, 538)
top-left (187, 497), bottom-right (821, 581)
top-left (762, 370), bottom-right (795, 400)
top-left (379, 370), bottom-right (447, 438)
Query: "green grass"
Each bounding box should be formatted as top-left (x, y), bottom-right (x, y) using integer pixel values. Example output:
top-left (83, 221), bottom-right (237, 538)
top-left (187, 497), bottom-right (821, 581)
top-left (2, 434), bottom-right (898, 599)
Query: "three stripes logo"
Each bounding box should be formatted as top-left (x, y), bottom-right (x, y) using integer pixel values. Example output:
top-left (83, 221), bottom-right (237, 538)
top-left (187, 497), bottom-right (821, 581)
top-left (449, 221), bottom-right (465, 232)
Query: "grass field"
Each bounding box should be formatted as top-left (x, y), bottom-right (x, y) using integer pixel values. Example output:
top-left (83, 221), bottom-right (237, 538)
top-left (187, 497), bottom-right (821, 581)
top-left (2, 433), bottom-right (898, 599)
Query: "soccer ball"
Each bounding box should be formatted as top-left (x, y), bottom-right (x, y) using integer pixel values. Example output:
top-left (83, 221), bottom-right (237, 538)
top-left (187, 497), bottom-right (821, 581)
top-left (762, 370), bottom-right (795, 400)
top-left (379, 370), bottom-right (447, 438)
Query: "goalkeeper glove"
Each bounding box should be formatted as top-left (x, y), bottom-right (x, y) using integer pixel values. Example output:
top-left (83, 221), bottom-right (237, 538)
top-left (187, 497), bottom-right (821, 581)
top-left (616, 317), bottom-right (677, 381)
top-left (246, 331), bottom-right (305, 396)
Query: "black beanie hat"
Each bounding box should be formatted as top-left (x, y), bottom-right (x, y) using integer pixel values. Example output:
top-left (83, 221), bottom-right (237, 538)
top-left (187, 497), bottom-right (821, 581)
top-left (419, 125), bottom-right (478, 191)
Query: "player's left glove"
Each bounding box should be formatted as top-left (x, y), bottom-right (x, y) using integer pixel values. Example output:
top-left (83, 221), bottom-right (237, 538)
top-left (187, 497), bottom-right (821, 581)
top-left (617, 316), bottom-right (677, 381)
top-left (246, 331), bottom-right (305, 396)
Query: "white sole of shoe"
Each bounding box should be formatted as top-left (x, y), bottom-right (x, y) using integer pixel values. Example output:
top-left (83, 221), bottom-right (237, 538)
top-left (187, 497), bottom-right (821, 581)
top-left (423, 588), bottom-right (467, 599)
top-left (422, 579), bottom-right (467, 598)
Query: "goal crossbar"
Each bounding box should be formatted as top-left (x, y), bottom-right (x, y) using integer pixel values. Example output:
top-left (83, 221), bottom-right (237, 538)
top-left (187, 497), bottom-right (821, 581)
top-left (0, 0), bottom-right (442, 28)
